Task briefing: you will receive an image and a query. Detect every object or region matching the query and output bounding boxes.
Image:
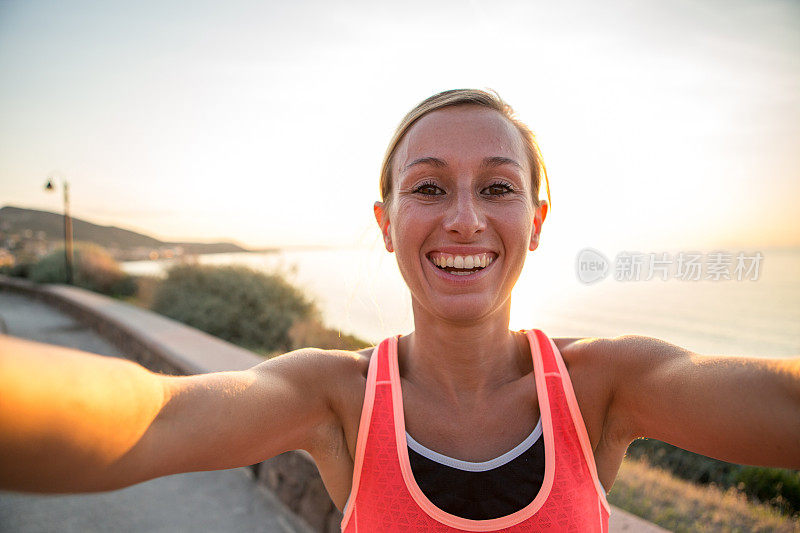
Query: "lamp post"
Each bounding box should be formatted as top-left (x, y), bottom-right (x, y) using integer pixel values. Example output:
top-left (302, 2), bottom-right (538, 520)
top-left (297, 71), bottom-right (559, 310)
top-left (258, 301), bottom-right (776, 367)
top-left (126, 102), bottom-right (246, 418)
top-left (44, 176), bottom-right (74, 285)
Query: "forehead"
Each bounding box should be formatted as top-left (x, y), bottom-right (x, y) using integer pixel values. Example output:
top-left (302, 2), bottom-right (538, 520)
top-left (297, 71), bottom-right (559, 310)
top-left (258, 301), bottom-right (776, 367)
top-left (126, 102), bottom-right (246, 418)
top-left (393, 105), bottom-right (527, 176)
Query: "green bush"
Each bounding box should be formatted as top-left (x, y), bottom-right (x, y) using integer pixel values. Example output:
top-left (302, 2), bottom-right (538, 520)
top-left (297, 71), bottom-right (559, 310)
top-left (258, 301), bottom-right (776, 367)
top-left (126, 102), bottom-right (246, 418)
top-left (28, 242), bottom-right (136, 297)
top-left (627, 438), bottom-right (738, 485)
top-left (735, 466), bottom-right (800, 516)
top-left (1, 261), bottom-right (33, 278)
top-left (627, 438), bottom-right (800, 516)
top-left (0, 249), bottom-right (37, 278)
top-left (151, 264), bottom-right (313, 354)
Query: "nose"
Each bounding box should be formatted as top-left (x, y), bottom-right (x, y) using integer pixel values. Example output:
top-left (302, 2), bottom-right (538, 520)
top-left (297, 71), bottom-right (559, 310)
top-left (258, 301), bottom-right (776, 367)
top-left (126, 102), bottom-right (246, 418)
top-left (443, 189), bottom-right (486, 238)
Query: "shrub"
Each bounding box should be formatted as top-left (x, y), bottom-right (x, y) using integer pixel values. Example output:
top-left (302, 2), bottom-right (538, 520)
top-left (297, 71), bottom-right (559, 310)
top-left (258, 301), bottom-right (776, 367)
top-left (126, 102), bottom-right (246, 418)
top-left (151, 264), bottom-right (313, 354)
top-left (0, 249), bottom-right (37, 278)
top-left (28, 242), bottom-right (137, 297)
top-left (288, 317), bottom-right (371, 352)
top-left (627, 438), bottom-right (739, 485)
top-left (735, 466), bottom-right (800, 516)
top-left (1, 261), bottom-right (33, 278)
top-left (128, 275), bottom-right (161, 309)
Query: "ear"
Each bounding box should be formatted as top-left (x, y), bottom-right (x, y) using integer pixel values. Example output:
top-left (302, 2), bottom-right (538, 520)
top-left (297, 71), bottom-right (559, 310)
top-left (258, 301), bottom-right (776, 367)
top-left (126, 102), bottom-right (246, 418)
top-left (374, 201), bottom-right (393, 252)
top-left (529, 199), bottom-right (548, 252)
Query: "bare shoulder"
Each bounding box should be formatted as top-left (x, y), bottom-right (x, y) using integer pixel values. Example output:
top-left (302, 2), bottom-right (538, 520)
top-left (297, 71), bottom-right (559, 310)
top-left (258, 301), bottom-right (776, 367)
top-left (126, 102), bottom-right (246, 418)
top-left (552, 336), bottom-right (615, 374)
top-left (553, 335), bottom-right (698, 446)
top-left (326, 346), bottom-right (374, 410)
top-left (252, 345), bottom-right (371, 381)
top-left (322, 345), bottom-right (373, 379)
top-left (560, 334), bottom-right (695, 391)
top-left (269, 345), bottom-right (374, 405)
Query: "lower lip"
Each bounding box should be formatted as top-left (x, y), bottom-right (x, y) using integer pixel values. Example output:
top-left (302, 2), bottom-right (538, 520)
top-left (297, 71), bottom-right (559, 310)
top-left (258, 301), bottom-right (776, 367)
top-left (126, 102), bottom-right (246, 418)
top-left (425, 256), bottom-right (497, 284)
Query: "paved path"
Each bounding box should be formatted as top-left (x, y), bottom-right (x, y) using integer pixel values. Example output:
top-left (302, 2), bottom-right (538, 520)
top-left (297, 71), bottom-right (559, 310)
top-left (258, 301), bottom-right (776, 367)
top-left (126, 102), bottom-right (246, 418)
top-left (0, 291), bottom-right (310, 533)
top-left (0, 289), bottom-right (667, 532)
top-left (0, 291), bottom-right (124, 358)
top-left (0, 470), bottom-right (305, 533)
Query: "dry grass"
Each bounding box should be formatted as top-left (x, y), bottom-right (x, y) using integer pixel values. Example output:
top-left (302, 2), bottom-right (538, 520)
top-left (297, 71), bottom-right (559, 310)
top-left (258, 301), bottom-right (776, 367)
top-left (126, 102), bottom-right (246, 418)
top-left (609, 457), bottom-right (800, 532)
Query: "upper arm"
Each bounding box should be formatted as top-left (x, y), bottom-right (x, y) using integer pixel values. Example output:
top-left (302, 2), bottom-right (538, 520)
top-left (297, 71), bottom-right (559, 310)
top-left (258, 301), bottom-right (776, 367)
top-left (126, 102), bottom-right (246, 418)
top-left (142, 348), bottom-right (353, 481)
top-left (607, 335), bottom-right (800, 468)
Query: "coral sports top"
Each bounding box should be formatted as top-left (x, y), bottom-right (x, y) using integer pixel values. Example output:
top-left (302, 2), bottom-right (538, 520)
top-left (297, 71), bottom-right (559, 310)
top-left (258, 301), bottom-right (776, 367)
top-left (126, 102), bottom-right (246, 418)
top-left (341, 329), bottom-right (611, 532)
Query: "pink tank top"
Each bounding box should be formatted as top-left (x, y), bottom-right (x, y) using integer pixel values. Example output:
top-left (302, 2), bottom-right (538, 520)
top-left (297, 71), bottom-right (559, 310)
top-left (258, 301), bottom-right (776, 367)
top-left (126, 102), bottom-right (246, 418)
top-left (341, 329), bottom-right (611, 532)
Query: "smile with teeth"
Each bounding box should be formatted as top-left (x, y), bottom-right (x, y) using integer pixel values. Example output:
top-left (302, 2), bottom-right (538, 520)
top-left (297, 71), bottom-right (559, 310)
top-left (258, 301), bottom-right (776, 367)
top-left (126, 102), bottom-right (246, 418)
top-left (427, 252), bottom-right (496, 276)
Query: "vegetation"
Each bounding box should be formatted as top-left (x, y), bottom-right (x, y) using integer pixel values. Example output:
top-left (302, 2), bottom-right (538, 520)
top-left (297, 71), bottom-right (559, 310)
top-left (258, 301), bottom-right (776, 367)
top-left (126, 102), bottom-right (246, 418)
top-left (288, 317), bottom-right (371, 353)
top-left (128, 275), bottom-right (160, 308)
top-left (609, 457), bottom-right (800, 532)
top-left (151, 264), bottom-right (317, 355)
top-left (27, 242), bottom-right (136, 297)
top-left (56, 258), bottom-right (371, 356)
top-left (627, 438), bottom-right (800, 517)
top-left (2, 257), bottom-right (35, 279)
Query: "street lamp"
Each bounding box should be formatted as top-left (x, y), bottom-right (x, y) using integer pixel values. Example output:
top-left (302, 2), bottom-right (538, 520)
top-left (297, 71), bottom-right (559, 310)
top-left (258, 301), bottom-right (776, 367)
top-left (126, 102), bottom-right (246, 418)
top-left (44, 175), bottom-right (74, 285)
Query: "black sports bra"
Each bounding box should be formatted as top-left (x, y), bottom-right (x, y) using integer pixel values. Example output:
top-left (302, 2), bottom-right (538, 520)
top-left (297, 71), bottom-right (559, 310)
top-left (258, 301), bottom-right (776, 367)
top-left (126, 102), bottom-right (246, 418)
top-left (406, 418), bottom-right (545, 520)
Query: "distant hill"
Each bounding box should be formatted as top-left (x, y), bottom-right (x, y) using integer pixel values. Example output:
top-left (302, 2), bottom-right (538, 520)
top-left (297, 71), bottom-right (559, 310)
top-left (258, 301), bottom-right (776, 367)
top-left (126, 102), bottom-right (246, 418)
top-left (0, 205), bottom-right (249, 255)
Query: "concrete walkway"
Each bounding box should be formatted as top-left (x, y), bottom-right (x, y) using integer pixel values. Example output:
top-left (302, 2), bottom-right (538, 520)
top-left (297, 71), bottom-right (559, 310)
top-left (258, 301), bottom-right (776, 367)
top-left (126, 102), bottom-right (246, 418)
top-left (0, 291), bottom-right (124, 358)
top-left (0, 291), bottom-right (310, 533)
top-left (0, 471), bottom-right (305, 533)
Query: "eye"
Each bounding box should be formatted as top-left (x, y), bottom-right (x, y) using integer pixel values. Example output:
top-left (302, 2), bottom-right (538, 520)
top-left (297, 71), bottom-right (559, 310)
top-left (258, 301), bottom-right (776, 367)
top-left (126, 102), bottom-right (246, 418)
top-left (483, 181), bottom-right (515, 196)
top-left (414, 180), bottom-right (445, 196)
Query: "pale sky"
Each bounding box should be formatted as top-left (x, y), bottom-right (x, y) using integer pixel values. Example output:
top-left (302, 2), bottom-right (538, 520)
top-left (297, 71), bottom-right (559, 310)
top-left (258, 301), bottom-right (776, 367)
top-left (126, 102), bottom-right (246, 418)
top-left (1, 0), bottom-right (798, 252)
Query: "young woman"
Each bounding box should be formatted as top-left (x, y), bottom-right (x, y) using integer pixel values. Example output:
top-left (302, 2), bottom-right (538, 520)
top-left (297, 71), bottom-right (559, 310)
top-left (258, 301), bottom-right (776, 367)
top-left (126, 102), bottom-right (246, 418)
top-left (1, 89), bottom-right (798, 532)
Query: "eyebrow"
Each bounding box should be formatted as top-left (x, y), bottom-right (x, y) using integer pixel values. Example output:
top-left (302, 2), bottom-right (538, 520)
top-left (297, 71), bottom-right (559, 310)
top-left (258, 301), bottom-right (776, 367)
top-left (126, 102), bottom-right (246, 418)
top-left (402, 156), bottom-right (523, 173)
top-left (481, 156), bottom-right (523, 170)
top-left (402, 157), bottom-right (447, 173)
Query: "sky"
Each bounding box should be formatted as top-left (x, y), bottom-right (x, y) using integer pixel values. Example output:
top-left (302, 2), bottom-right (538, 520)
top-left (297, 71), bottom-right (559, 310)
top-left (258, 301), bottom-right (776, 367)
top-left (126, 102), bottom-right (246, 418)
top-left (1, 0), bottom-right (798, 253)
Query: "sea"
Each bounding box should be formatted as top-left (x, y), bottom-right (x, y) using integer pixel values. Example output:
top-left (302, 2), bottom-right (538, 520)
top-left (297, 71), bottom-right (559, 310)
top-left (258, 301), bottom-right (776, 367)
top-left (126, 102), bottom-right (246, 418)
top-left (121, 246), bottom-right (800, 359)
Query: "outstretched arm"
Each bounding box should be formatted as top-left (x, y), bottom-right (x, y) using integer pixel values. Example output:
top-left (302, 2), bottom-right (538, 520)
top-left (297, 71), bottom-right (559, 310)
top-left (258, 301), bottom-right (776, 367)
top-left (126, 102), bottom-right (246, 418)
top-left (0, 335), bottom-right (167, 492)
top-left (0, 334), bottom-right (342, 493)
top-left (603, 335), bottom-right (800, 468)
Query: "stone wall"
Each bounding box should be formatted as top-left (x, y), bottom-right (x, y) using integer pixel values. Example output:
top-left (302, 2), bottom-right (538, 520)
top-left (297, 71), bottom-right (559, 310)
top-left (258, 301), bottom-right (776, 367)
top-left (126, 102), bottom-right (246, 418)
top-left (0, 276), bottom-right (343, 532)
top-left (257, 452), bottom-right (343, 532)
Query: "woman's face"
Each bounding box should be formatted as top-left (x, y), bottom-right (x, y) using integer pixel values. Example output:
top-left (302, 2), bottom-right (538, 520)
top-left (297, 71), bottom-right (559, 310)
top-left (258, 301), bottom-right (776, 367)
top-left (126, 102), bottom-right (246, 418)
top-left (375, 105), bottom-right (548, 322)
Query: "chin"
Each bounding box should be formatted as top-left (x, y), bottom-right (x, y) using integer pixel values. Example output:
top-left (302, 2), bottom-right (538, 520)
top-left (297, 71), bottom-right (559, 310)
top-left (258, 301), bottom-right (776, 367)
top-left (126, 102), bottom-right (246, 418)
top-left (427, 293), bottom-right (502, 322)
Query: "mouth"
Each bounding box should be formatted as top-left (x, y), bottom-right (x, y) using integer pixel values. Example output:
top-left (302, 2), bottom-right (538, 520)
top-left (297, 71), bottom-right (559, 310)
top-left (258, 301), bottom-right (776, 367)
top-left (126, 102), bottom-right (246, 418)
top-left (425, 251), bottom-right (498, 277)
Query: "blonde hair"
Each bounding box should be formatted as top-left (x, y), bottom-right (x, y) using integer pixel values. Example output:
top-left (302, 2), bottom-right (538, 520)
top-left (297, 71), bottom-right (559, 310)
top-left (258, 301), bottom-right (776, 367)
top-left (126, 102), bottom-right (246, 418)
top-left (379, 88), bottom-right (551, 210)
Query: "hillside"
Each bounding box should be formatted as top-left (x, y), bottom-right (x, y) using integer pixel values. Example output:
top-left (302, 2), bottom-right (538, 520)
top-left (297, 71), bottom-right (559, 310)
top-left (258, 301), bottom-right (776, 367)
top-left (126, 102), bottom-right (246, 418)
top-left (0, 205), bottom-right (248, 255)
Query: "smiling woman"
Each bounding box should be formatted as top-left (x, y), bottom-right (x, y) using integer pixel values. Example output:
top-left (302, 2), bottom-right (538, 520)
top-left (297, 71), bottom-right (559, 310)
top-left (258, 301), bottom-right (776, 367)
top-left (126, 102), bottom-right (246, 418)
top-left (1, 88), bottom-right (799, 533)
top-left (374, 96), bottom-right (548, 327)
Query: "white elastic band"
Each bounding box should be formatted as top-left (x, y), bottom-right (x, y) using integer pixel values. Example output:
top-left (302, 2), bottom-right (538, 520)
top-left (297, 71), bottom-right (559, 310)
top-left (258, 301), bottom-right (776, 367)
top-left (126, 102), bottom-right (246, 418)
top-left (406, 417), bottom-right (542, 472)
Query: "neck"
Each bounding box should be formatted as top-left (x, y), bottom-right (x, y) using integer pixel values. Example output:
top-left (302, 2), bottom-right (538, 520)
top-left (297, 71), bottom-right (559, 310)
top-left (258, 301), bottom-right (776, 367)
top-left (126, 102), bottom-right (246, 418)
top-left (401, 297), bottom-right (529, 404)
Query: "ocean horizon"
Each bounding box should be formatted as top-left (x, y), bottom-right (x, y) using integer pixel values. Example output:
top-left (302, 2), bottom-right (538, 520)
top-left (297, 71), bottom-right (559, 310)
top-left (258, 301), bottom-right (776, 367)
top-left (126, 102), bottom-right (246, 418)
top-left (122, 246), bottom-right (800, 359)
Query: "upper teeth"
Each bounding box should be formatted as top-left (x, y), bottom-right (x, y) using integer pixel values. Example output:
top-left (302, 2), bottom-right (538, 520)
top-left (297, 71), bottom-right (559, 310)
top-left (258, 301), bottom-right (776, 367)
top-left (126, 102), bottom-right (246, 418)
top-left (429, 253), bottom-right (494, 269)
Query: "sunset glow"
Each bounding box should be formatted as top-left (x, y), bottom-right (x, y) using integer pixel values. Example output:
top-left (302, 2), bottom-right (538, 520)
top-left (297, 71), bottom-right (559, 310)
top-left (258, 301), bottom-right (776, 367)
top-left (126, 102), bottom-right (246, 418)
top-left (1, 1), bottom-right (797, 252)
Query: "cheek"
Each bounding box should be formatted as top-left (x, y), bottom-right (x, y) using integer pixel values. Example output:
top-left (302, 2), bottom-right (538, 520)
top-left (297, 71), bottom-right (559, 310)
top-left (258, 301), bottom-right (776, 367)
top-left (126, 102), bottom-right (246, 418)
top-left (493, 203), bottom-right (534, 238)
top-left (391, 202), bottom-right (436, 240)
